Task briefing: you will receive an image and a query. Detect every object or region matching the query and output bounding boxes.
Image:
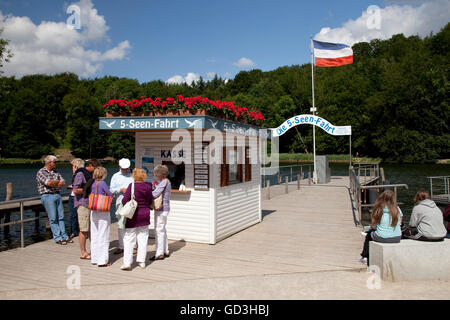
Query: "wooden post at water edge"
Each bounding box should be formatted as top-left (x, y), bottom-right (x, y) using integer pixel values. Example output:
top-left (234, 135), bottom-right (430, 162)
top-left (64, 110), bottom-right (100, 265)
top-left (285, 176), bottom-right (289, 194)
top-left (3, 183), bottom-right (12, 234)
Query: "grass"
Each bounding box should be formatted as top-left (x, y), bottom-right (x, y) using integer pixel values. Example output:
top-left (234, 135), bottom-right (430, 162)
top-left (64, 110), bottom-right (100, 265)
top-left (0, 158), bottom-right (43, 164)
top-left (277, 153), bottom-right (381, 163)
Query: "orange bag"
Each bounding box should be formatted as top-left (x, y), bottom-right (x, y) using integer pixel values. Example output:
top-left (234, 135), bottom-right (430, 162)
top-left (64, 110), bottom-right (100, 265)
top-left (88, 182), bottom-right (112, 212)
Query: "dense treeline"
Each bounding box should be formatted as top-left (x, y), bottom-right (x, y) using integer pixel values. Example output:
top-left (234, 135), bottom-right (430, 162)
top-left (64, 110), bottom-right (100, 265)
top-left (0, 24), bottom-right (448, 163)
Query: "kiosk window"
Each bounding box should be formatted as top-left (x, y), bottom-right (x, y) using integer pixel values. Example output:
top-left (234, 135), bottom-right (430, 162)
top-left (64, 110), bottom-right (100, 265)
top-left (162, 161), bottom-right (185, 190)
top-left (245, 146), bottom-right (251, 182)
top-left (221, 146), bottom-right (243, 186)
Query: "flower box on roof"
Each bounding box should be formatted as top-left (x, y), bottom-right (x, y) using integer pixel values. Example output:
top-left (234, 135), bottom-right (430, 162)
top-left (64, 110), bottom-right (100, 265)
top-left (102, 95), bottom-right (265, 126)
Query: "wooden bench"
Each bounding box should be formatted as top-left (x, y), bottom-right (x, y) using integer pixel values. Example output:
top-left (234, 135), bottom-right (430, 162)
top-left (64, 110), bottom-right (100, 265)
top-left (369, 239), bottom-right (450, 281)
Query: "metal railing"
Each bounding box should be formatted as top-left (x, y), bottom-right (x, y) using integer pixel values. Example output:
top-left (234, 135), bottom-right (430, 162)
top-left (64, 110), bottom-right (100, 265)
top-left (352, 162), bottom-right (380, 185)
top-left (349, 166), bottom-right (408, 225)
top-left (261, 164), bottom-right (313, 188)
top-left (0, 194), bottom-right (69, 248)
top-left (428, 176), bottom-right (450, 204)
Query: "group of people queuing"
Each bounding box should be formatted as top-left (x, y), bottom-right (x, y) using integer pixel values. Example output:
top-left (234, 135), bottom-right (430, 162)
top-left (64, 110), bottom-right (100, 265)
top-left (360, 189), bottom-right (450, 266)
top-left (35, 155), bottom-right (172, 270)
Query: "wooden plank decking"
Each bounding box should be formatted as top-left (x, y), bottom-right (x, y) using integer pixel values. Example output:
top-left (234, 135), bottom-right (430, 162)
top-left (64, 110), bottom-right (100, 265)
top-left (0, 177), bottom-right (365, 298)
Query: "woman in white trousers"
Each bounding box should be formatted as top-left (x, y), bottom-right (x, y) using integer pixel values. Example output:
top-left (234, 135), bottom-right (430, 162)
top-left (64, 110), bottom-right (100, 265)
top-left (150, 165), bottom-right (172, 261)
top-left (123, 225), bottom-right (149, 267)
top-left (120, 168), bottom-right (153, 270)
top-left (90, 167), bottom-right (113, 267)
top-left (91, 210), bottom-right (111, 265)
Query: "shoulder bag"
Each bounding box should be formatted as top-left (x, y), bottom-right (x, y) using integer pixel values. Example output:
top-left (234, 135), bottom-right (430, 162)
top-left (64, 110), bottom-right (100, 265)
top-left (151, 179), bottom-right (167, 211)
top-left (88, 181), bottom-right (113, 212)
top-left (117, 182), bottom-right (137, 219)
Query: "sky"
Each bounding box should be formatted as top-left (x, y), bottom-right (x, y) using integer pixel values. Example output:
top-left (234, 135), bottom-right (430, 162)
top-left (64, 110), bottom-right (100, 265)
top-left (0, 0), bottom-right (448, 84)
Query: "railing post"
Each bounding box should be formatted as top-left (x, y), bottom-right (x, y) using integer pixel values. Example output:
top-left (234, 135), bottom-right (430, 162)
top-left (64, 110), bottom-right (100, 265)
top-left (308, 168), bottom-right (311, 186)
top-left (285, 176), bottom-right (289, 194)
top-left (297, 174), bottom-right (301, 190)
top-left (34, 210), bottom-right (40, 233)
top-left (447, 178), bottom-right (450, 203)
top-left (20, 201), bottom-right (24, 248)
top-left (429, 177), bottom-right (433, 198)
top-left (357, 185), bottom-right (362, 224)
top-left (4, 182), bottom-right (12, 235)
top-left (266, 180), bottom-right (270, 200)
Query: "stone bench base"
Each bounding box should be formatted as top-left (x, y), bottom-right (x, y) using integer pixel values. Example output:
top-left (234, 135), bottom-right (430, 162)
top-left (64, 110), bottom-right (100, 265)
top-left (369, 239), bottom-right (450, 282)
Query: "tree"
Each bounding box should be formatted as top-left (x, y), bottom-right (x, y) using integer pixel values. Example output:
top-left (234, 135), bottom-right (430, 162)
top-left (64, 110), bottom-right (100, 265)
top-left (0, 28), bottom-right (13, 75)
top-left (6, 88), bottom-right (56, 158)
top-left (63, 86), bottom-right (105, 158)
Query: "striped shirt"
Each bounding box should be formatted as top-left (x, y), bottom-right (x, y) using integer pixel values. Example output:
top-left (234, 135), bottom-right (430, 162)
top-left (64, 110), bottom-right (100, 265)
top-left (36, 167), bottom-right (64, 195)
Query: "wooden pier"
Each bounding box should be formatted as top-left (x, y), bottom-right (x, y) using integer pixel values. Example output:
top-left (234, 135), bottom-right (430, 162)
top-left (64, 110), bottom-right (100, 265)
top-left (0, 176), bottom-right (448, 299)
top-left (0, 176), bottom-right (368, 299)
top-left (0, 195), bottom-right (69, 247)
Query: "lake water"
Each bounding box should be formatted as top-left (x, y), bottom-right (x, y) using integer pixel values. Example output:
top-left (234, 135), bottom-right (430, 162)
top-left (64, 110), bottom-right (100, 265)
top-left (0, 162), bottom-right (448, 251)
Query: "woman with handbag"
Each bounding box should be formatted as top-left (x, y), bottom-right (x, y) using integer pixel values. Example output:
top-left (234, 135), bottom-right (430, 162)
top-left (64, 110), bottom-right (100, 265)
top-left (90, 167), bottom-right (113, 267)
top-left (150, 165), bottom-right (172, 261)
top-left (120, 168), bottom-right (153, 270)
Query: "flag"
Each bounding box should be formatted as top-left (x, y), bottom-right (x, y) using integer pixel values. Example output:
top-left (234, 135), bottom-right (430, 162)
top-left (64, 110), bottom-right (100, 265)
top-left (313, 40), bottom-right (353, 67)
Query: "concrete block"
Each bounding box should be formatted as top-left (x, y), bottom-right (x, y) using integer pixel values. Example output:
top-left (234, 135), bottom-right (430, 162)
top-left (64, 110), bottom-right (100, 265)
top-left (316, 155), bottom-right (330, 184)
top-left (369, 239), bottom-right (450, 282)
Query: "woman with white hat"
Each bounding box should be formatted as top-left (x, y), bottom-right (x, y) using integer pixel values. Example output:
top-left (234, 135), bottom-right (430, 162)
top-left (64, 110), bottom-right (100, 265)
top-left (110, 158), bottom-right (134, 254)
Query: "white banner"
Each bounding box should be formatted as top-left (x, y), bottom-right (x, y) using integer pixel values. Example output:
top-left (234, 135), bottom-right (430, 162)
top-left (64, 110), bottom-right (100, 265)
top-left (271, 114), bottom-right (351, 137)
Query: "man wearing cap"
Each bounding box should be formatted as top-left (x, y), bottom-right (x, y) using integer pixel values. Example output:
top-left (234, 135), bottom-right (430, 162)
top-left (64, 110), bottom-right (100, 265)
top-left (110, 158), bottom-right (135, 254)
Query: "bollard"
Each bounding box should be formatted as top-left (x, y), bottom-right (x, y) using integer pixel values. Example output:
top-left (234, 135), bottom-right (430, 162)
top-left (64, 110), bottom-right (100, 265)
top-left (6, 182), bottom-right (12, 200)
top-left (308, 170), bottom-right (311, 186)
top-left (4, 182), bottom-right (12, 235)
top-left (297, 174), bottom-right (301, 190)
top-left (285, 176), bottom-right (289, 194)
top-left (266, 180), bottom-right (271, 200)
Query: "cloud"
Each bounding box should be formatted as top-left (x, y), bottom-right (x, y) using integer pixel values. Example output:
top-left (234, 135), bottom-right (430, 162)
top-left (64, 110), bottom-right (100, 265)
top-left (166, 72), bottom-right (200, 85)
top-left (0, 0), bottom-right (131, 78)
top-left (314, 0), bottom-right (450, 46)
top-left (206, 72), bottom-right (216, 79)
top-left (233, 57), bottom-right (255, 68)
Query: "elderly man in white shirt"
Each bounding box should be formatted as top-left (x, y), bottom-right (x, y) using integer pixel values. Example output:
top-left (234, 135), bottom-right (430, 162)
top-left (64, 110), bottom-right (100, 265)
top-left (110, 158), bottom-right (135, 254)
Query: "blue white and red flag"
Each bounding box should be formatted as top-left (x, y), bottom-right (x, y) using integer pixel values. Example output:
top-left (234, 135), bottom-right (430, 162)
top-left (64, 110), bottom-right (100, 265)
top-left (313, 40), bottom-right (353, 67)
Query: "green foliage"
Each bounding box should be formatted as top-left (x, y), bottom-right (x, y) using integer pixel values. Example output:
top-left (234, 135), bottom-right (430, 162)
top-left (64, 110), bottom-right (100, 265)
top-left (0, 24), bottom-right (449, 163)
top-left (63, 86), bottom-right (105, 158)
top-left (106, 132), bottom-right (135, 160)
top-left (6, 88), bottom-right (55, 158)
top-left (0, 28), bottom-right (13, 74)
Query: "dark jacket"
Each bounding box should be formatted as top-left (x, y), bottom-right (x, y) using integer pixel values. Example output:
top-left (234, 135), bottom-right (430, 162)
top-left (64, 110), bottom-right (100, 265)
top-left (71, 168), bottom-right (93, 199)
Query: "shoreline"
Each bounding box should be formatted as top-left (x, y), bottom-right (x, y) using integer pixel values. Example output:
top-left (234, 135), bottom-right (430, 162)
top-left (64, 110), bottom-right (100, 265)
top-left (0, 158), bottom-right (117, 165)
top-left (0, 157), bottom-right (448, 165)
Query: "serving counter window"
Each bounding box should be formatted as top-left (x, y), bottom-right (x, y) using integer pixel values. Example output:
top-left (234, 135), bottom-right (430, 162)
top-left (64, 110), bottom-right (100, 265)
top-left (162, 161), bottom-right (185, 190)
top-left (221, 145), bottom-right (252, 187)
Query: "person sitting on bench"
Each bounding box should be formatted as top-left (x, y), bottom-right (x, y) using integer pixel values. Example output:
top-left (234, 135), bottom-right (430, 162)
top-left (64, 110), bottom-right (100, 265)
top-left (403, 190), bottom-right (447, 242)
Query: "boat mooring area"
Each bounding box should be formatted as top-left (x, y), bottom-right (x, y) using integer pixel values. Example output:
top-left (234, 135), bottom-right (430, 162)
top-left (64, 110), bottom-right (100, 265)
top-left (0, 176), bottom-right (448, 299)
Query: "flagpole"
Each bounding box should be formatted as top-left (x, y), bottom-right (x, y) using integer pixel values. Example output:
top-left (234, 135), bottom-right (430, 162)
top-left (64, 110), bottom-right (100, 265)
top-left (311, 36), bottom-right (317, 184)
